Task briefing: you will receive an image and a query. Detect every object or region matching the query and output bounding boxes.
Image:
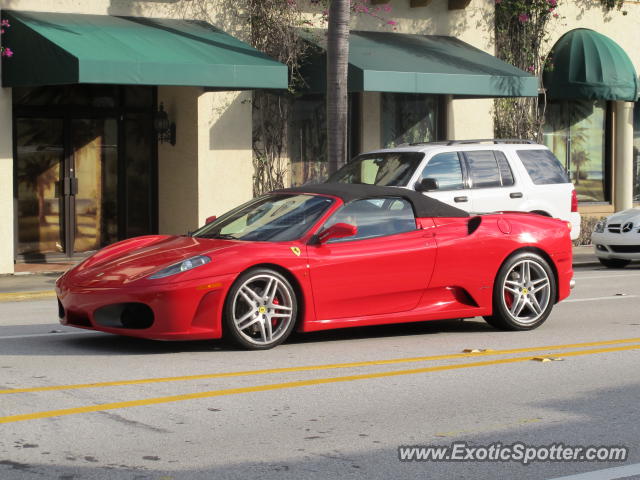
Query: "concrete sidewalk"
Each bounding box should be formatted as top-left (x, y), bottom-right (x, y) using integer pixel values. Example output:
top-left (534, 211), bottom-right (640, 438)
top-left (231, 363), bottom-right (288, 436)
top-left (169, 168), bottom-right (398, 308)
top-left (0, 245), bottom-right (602, 298)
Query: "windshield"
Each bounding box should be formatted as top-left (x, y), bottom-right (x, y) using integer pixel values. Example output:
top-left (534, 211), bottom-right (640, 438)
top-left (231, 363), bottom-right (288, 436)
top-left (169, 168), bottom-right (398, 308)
top-left (327, 152), bottom-right (424, 186)
top-left (192, 194), bottom-right (334, 242)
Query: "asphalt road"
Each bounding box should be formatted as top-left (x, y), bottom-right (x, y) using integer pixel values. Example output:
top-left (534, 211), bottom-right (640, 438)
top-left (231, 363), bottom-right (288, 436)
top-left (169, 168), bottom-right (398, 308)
top-left (1, 264), bottom-right (640, 480)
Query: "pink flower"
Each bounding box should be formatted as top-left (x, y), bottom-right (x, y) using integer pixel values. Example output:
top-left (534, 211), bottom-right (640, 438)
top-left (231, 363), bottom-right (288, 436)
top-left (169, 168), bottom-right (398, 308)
top-left (383, 4), bottom-right (392, 12)
top-left (0, 20), bottom-right (10, 28)
top-left (518, 13), bottom-right (530, 23)
top-left (548, 0), bottom-right (557, 6)
top-left (387, 20), bottom-right (397, 25)
top-left (2, 47), bottom-right (13, 58)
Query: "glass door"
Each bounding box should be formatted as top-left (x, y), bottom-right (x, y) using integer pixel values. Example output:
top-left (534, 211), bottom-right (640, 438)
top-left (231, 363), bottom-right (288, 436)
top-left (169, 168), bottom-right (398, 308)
top-left (14, 85), bottom-right (157, 262)
top-left (15, 118), bottom-right (66, 257)
top-left (70, 118), bottom-right (118, 253)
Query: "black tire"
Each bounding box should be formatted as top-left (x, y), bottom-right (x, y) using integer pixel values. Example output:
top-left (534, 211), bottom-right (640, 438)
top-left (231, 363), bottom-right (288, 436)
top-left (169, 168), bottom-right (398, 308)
top-left (484, 252), bottom-right (556, 331)
top-left (223, 268), bottom-right (298, 350)
top-left (598, 258), bottom-right (631, 269)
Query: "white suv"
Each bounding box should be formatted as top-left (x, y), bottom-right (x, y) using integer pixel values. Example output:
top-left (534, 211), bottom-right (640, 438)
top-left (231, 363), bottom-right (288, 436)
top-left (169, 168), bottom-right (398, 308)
top-left (327, 140), bottom-right (581, 240)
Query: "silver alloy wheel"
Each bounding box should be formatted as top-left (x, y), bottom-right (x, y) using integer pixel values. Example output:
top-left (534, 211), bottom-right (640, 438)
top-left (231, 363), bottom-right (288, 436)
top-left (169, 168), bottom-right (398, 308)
top-left (501, 259), bottom-right (551, 325)
top-left (231, 273), bottom-right (294, 346)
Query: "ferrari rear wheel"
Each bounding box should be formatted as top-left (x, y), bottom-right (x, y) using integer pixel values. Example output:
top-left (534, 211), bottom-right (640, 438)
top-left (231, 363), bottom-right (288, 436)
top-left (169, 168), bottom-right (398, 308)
top-left (224, 268), bottom-right (297, 350)
top-left (598, 258), bottom-right (631, 269)
top-left (484, 252), bottom-right (556, 331)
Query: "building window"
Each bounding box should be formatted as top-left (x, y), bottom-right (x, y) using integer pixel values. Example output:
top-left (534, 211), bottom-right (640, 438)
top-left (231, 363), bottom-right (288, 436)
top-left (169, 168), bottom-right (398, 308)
top-left (634, 102), bottom-right (640, 202)
top-left (381, 93), bottom-right (439, 148)
top-left (543, 100), bottom-right (608, 202)
top-left (289, 95), bottom-right (327, 186)
top-left (289, 94), bottom-right (359, 186)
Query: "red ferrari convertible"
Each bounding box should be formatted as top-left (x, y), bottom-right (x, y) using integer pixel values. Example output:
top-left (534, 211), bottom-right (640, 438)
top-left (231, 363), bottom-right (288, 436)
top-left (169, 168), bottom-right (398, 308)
top-left (56, 184), bottom-right (574, 349)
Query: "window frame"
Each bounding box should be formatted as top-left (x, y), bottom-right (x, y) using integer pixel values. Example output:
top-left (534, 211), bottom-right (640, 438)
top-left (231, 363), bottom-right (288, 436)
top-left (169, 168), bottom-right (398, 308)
top-left (419, 151), bottom-right (468, 192)
top-left (462, 150), bottom-right (515, 189)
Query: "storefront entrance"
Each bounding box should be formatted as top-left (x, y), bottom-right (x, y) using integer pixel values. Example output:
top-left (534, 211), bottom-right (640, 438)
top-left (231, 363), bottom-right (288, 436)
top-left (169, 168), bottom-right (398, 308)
top-left (14, 85), bottom-right (157, 261)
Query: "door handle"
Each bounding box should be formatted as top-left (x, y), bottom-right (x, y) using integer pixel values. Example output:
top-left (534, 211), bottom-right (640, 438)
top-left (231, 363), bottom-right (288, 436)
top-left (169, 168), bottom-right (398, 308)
top-left (62, 177), bottom-right (71, 196)
top-left (70, 177), bottom-right (79, 196)
top-left (454, 196), bottom-right (468, 203)
top-left (510, 192), bottom-right (523, 199)
top-left (62, 177), bottom-right (79, 196)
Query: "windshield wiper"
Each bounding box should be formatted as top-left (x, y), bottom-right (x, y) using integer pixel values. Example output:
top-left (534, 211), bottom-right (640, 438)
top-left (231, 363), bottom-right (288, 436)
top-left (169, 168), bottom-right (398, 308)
top-left (196, 233), bottom-right (238, 240)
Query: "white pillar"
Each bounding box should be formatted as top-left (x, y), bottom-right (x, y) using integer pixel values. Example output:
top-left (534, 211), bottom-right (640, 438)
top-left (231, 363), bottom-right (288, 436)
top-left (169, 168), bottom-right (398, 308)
top-left (157, 86), bottom-right (200, 235)
top-left (0, 87), bottom-right (14, 274)
top-left (197, 90), bottom-right (253, 223)
top-left (614, 101), bottom-right (634, 211)
top-left (157, 87), bottom-right (254, 235)
top-left (360, 92), bottom-right (381, 151)
top-left (444, 94), bottom-right (455, 140)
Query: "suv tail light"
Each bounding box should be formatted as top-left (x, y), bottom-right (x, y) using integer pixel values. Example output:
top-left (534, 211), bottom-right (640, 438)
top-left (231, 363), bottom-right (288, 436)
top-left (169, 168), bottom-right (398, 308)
top-left (571, 189), bottom-right (578, 213)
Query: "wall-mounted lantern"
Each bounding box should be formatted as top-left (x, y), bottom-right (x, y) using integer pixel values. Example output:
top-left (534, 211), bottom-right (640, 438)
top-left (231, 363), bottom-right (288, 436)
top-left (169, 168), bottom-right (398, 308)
top-left (154, 102), bottom-right (176, 146)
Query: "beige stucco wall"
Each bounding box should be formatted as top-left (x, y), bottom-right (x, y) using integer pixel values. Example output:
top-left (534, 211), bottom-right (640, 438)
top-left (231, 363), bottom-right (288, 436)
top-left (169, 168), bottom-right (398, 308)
top-left (157, 87), bottom-right (254, 235)
top-left (0, 86), bottom-right (13, 274)
top-left (197, 90), bottom-right (254, 224)
top-left (157, 86), bottom-right (200, 236)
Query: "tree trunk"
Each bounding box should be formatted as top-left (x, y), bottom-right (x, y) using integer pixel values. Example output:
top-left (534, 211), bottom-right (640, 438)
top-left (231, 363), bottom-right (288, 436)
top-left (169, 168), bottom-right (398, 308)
top-left (326, 0), bottom-right (350, 175)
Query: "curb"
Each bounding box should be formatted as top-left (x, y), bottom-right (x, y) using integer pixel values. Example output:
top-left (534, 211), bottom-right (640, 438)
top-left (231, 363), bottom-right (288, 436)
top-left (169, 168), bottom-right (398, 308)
top-left (0, 291), bottom-right (57, 302)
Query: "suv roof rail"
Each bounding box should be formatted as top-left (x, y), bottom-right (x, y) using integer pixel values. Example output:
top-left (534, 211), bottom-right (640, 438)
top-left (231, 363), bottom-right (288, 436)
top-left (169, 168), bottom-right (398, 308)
top-left (407, 139), bottom-right (538, 146)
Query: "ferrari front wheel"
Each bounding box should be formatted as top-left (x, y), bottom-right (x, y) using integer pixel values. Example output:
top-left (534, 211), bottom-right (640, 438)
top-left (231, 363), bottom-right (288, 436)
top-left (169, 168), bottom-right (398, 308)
top-left (484, 252), bottom-right (556, 331)
top-left (224, 268), bottom-right (297, 350)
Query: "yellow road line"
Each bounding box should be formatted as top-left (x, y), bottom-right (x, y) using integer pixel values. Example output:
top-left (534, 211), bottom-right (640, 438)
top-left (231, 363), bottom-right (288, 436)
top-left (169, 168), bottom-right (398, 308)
top-left (4, 336), bottom-right (640, 395)
top-left (1, 343), bottom-right (638, 425)
top-left (0, 290), bottom-right (55, 302)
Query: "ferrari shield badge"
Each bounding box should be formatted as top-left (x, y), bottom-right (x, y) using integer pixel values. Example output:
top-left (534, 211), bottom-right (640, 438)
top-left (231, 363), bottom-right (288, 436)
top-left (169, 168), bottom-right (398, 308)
top-left (290, 246), bottom-right (301, 257)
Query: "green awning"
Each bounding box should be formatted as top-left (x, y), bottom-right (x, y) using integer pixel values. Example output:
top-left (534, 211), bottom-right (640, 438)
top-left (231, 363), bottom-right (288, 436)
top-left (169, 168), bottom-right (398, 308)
top-left (1, 11), bottom-right (288, 89)
top-left (300, 30), bottom-right (538, 97)
top-left (543, 29), bottom-right (638, 101)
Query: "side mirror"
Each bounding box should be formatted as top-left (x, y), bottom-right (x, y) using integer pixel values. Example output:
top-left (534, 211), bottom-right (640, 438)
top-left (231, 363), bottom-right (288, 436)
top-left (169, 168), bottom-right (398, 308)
top-left (415, 177), bottom-right (439, 192)
top-left (205, 215), bottom-right (217, 224)
top-left (317, 223), bottom-right (357, 244)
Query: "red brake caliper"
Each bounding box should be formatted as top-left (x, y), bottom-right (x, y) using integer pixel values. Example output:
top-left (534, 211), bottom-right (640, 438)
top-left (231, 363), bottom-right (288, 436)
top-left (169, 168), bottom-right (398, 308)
top-left (504, 291), bottom-right (513, 309)
top-left (272, 297), bottom-right (279, 327)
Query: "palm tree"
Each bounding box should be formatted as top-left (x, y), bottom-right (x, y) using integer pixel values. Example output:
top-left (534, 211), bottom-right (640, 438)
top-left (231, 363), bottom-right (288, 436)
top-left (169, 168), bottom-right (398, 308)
top-left (326, 0), bottom-right (350, 174)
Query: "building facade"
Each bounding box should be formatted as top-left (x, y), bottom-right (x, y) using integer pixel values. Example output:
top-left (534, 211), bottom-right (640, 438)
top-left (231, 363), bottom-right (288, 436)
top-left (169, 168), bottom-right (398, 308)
top-left (0, 0), bottom-right (638, 274)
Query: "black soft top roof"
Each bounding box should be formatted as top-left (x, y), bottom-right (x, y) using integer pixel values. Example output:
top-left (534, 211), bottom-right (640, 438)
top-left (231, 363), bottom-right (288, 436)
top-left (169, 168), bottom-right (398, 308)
top-left (276, 183), bottom-right (469, 218)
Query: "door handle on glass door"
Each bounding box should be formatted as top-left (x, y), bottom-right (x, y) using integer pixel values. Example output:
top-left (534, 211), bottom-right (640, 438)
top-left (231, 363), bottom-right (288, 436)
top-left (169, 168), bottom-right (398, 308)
top-left (70, 177), bottom-right (79, 196)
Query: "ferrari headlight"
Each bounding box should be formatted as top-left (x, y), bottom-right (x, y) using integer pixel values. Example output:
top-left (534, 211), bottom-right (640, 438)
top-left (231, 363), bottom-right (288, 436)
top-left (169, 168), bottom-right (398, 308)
top-left (593, 220), bottom-right (606, 234)
top-left (148, 255), bottom-right (211, 279)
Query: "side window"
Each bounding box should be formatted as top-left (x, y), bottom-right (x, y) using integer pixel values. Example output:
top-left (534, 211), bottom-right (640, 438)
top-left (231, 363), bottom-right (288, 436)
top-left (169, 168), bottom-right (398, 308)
top-left (323, 197), bottom-right (417, 242)
top-left (495, 151), bottom-right (515, 186)
top-left (420, 152), bottom-right (464, 190)
top-left (516, 149), bottom-right (570, 184)
top-left (465, 150), bottom-right (501, 188)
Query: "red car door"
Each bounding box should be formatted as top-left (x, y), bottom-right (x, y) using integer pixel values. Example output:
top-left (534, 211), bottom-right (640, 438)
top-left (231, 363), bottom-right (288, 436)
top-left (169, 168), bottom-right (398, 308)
top-left (306, 197), bottom-right (437, 321)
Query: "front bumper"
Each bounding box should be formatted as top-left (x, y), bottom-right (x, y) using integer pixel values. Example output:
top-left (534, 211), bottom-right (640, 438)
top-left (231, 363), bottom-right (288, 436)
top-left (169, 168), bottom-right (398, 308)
top-left (591, 232), bottom-right (640, 262)
top-left (56, 273), bottom-right (234, 340)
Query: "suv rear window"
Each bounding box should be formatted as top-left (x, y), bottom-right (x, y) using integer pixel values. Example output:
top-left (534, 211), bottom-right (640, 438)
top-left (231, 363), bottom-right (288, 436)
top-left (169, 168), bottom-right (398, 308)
top-left (464, 150), bottom-right (514, 188)
top-left (517, 149), bottom-right (569, 184)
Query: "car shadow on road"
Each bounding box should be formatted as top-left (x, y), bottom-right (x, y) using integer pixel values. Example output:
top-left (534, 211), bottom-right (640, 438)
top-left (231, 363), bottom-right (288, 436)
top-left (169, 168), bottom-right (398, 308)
top-left (0, 318), bottom-right (495, 356)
